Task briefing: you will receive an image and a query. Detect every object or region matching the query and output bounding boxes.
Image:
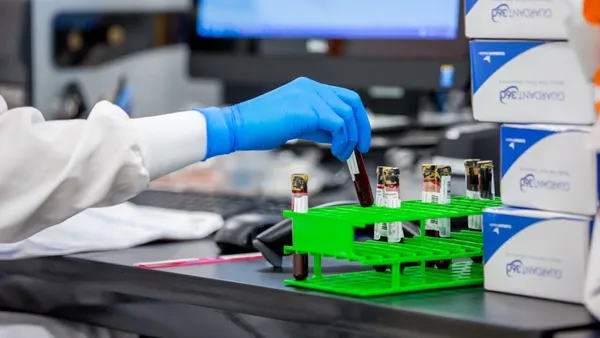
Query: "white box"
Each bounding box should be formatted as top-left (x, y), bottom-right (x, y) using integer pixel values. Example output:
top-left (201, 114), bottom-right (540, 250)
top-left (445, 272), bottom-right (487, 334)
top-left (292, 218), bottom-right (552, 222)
top-left (483, 206), bottom-right (591, 303)
top-left (500, 124), bottom-right (598, 215)
top-left (465, 0), bottom-right (580, 39)
top-left (470, 40), bottom-right (595, 124)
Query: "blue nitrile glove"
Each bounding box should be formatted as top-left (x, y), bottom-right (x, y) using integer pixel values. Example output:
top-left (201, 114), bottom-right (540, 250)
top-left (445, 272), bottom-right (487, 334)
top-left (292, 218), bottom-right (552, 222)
top-left (197, 77), bottom-right (371, 162)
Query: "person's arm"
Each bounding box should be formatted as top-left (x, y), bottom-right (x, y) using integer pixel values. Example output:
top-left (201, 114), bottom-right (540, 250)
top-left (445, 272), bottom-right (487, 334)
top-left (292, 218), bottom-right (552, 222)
top-left (0, 77), bottom-right (370, 243)
top-left (0, 98), bottom-right (207, 242)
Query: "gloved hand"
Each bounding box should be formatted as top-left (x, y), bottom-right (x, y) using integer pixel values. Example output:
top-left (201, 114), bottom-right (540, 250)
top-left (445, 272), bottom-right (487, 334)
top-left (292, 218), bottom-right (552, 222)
top-left (197, 77), bottom-right (371, 162)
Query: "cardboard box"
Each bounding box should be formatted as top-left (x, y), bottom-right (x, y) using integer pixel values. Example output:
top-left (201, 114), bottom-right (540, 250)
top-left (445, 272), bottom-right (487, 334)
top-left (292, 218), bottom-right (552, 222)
top-left (470, 40), bottom-right (595, 124)
top-left (500, 124), bottom-right (598, 215)
top-left (465, 0), bottom-right (581, 39)
top-left (483, 206), bottom-right (592, 303)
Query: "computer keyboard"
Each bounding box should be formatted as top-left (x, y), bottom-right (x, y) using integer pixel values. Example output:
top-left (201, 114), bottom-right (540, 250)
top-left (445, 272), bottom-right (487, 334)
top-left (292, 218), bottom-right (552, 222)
top-left (129, 190), bottom-right (291, 218)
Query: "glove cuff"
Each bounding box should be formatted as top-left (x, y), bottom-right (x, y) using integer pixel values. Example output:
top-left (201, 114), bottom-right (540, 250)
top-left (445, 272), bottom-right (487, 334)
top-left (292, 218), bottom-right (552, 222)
top-left (195, 106), bottom-right (236, 159)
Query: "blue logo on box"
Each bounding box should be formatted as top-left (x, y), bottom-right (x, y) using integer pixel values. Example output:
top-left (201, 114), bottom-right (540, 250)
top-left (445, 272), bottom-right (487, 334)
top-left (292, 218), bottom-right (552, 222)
top-left (506, 259), bottom-right (562, 279)
top-left (499, 86), bottom-right (565, 104)
top-left (519, 174), bottom-right (570, 192)
top-left (491, 4), bottom-right (553, 23)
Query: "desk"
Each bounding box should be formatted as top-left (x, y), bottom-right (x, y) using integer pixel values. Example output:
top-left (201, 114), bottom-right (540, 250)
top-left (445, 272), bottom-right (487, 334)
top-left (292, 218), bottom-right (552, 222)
top-left (0, 239), bottom-right (596, 338)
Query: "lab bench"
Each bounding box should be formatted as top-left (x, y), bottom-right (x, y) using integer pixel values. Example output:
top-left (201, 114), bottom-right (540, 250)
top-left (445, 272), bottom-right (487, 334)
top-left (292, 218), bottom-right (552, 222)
top-left (0, 239), bottom-right (596, 338)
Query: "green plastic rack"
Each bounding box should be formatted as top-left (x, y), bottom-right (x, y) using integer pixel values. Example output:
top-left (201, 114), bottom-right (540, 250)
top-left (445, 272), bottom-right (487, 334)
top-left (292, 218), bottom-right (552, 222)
top-left (283, 196), bottom-right (502, 297)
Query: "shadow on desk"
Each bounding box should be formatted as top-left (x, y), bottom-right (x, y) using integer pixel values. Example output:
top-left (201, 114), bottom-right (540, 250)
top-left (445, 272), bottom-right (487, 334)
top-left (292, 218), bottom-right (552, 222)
top-left (0, 275), bottom-right (374, 338)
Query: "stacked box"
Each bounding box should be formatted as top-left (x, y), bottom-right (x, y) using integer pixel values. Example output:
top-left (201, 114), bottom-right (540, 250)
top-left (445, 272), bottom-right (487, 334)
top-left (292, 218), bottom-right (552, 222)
top-left (465, 0), bottom-right (583, 40)
top-left (483, 207), bottom-right (592, 303)
top-left (466, 0), bottom-right (596, 303)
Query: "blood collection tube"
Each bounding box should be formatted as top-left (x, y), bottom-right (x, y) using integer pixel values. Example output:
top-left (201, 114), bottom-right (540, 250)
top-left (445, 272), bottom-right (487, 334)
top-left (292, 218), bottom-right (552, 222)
top-left (291, 174), bottom-right (309, 281)
top-left (347, 150), bottom-right (374, 207)
top-left (384, 168), bottom-right (403, 244)
top-left (422, 164), bottom-right (440, 267)
top-left (375, 166), bottom-right (386, 207)
top-left (435, 165), bottom-right (452, 269)
top-left (421, 164), bottom-right (437, 203)
top-left (422, 164), bottom-right (440, 236)
top-left (374, 166), bottom-right (390, 242)
top-left (374, 166), bottom-right (390, 273)
top-left (464, 159), bottom-right (482, 232)
top-left (477, 161), bottom-right (495, 200)
top-left (465, 160), bottom-right (484, 263)
top-left (387, 168), bottom-right (414, 272)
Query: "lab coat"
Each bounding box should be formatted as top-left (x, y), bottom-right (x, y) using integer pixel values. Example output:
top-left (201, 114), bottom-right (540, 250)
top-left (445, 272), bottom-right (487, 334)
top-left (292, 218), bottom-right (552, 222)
top-left (0, 95), bottom-right (209, 337)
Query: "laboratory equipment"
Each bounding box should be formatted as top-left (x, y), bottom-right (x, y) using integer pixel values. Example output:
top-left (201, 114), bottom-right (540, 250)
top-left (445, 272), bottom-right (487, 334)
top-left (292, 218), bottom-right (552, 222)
top-left (0, 0), bottom-right (218, 118)
top-left (284, 196), bottom-right (502, 297)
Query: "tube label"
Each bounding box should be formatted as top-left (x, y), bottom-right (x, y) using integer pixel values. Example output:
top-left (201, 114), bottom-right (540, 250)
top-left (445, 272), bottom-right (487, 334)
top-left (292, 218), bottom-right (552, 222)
top-left (441, 175), bottom-right (451, 204)
top-left (346, 153), bottom-right (359, 179)
top-left (388, 222), bottom-right (404, 243)
top-left (438, 218), bottom-right (451, 238)
top-left (293, 196), bottom-right (309, 213)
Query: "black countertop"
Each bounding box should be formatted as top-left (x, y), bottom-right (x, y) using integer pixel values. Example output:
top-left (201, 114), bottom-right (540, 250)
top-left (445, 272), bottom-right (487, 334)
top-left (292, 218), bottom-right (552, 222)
top-left (0, 239), bottom-right (596, 338)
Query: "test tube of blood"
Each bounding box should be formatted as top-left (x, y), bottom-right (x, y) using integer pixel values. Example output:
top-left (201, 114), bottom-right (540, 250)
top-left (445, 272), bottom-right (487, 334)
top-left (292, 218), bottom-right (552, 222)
top-left (375, 166), bottom-right (386, 207)
top-left (435, 165), bottom-right (452, 269)
top-left (464, 159), bottom-right (482, 232)
top-left (422, 164), bottom-right (440, 267)
top-left (384, 168), bottom-right (403, 244)
top-left (347, 150), bottom-right (374, 207)
top-left (474, 160), bottom-right (494, 264)
top-left (477, 161), bottom-right (495, 200)
top-left (422, 164), bottom-right (440, 235)
top-left (373, 167), bottom-right (391, 273)
top-left (374, 166), bottom-right (390, 242)
top-left (291, 174), bottom-right (309, 281)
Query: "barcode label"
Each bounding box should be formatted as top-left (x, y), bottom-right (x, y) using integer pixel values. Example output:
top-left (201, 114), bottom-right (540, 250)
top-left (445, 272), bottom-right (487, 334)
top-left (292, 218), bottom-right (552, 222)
top-left (375, 192), bottom-right (385, 207)
top-left (422, 191), bottom-right (429, 202)
top-left (427, 192), bottom-right (441, 204)
top-left (385, 197), bottom-right (401, 209)
top-left (468, 215), bottom-right (482, 230)
top-left (438, 218), bottom-right (451, 237)
top-left (425, 219), bottom-right (438, 230)
top-left (375, 223), bottom-right (385, 239)
top-left (441, 176), bottom-right (451, 204)
top-left (384, 191), bottom-right (400, 200)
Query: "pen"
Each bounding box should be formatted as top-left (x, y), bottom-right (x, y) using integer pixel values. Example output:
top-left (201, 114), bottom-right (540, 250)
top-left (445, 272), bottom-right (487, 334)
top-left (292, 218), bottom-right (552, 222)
top-left (135, 252), bottom-right (264, 269)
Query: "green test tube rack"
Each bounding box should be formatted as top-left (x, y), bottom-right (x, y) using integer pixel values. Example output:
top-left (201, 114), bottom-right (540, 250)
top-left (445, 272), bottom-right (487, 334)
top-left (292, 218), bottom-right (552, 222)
top-left (283, 196), bottom-right (502, 297)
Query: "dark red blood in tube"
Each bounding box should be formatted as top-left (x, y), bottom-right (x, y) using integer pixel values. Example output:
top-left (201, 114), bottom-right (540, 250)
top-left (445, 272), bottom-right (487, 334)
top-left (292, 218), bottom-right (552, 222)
top-left (290, 174), bottom-right (309, 280)
top-left (293, 254), bottom-right (309, 280)
top-left (425, 229), bottom-right (440, 267)
top-left (436, 259), bottom-right (452, 269)
top-left (352, 151), bottom-right (374, 207)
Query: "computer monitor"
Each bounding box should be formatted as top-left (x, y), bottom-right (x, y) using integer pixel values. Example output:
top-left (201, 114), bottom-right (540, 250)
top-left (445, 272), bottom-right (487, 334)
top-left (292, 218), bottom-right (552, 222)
top-left (188, 0), bottom-right (469, 91)
top-left (196, 1), bottom-right (459, 40)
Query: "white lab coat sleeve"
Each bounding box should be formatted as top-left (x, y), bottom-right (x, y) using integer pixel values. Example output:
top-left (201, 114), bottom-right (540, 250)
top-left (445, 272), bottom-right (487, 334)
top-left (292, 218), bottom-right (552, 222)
top-left (0, 97), bottom-right (207, 243)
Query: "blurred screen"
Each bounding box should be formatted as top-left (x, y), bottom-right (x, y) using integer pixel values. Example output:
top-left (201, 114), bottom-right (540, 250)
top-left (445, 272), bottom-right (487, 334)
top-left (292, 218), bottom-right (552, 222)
top-left (197, 0), bottom-right (461, 39)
